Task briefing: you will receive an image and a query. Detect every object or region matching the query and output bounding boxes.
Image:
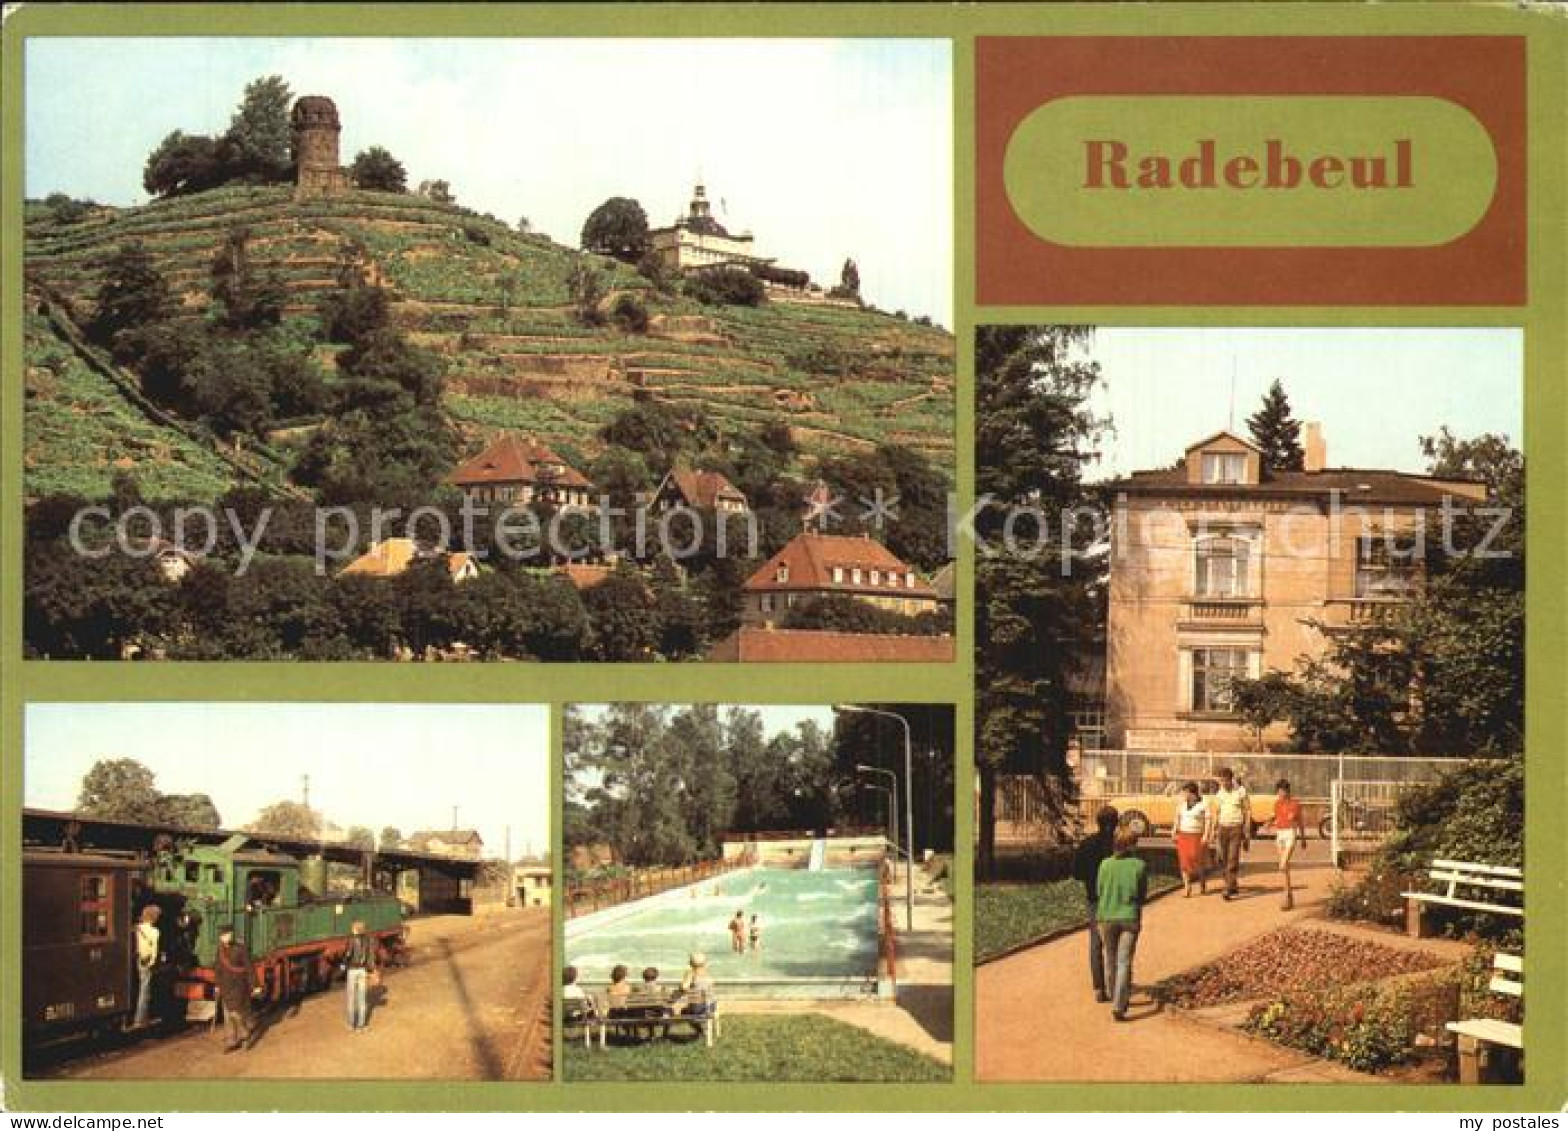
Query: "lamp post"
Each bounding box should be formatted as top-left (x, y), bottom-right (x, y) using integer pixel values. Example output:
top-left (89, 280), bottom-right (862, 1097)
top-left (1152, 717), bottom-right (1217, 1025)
top-left (837, 705), bottom-right (914, 931)
top-left (856, 769), bottom-right (898, 849)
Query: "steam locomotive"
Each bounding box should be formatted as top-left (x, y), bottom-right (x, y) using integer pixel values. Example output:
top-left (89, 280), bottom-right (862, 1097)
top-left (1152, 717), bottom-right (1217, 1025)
top-left (23, 834), bottom-right (407, 1044)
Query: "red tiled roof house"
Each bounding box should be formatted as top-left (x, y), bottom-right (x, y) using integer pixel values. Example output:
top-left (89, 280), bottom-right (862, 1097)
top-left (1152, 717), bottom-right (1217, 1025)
top-left (740, 532), bottom-right (940, 626)
top-left (449, 433), bottom-right (594, 509)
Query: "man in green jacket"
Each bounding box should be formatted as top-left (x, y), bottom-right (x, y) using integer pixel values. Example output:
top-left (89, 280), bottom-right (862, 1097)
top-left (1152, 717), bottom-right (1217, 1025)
top-left (1096, 827), bottom-right (1149, 1022)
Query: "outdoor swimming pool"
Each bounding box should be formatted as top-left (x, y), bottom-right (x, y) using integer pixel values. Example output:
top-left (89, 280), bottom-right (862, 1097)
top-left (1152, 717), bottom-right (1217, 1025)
top-left (566, 866), bottom-right (883, 998)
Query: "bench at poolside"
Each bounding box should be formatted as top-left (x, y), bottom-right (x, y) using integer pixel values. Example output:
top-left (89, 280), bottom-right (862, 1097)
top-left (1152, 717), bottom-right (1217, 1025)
top-left (1402, 858), bottom-right (1522, 938)
top-left (579, 988), bottom-right (722, 1049)
top-left (1446, 951), bottom-right (1523, 1084)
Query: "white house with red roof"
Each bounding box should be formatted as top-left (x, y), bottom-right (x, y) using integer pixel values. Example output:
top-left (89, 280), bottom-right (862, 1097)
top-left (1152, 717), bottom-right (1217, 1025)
top-left (740, 532), bottom-right (940, 625)
top-left (448, 433), bottom-right (595, 509)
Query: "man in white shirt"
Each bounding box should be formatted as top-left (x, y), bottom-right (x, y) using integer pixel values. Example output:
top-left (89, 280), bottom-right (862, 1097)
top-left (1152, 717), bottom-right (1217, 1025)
top-left (1211, 768), bottom-right (1252, 900)
top-left (131, 904), bottom-right (162, 1029)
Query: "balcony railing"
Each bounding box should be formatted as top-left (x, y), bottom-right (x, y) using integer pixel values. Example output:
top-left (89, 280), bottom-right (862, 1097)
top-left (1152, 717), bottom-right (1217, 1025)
top-left (1182, 597), bottom-right (1262, 625)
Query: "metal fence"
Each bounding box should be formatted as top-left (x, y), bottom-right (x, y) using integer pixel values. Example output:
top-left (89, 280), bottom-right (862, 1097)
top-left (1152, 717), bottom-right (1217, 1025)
top-left (1076, 750), bottom-right (1464, 803)
top-left (1329, 779), bottom-right (1410, 867)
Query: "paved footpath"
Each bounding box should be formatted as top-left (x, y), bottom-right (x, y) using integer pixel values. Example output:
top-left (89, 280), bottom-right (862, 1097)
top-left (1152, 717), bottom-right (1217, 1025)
top-left (977, 839), bottom-right (1375, 1083)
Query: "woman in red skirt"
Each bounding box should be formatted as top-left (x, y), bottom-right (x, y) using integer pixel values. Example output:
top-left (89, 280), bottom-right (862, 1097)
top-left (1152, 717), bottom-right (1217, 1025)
top-left (1171, 780), bottom-right (1212, 897)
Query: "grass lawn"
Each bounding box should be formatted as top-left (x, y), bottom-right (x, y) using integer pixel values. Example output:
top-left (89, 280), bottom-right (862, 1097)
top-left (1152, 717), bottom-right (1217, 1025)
top-left (562, 1013), bottom-right (949, 1082)
top-left (976, 868), bottom-right (1182, 963)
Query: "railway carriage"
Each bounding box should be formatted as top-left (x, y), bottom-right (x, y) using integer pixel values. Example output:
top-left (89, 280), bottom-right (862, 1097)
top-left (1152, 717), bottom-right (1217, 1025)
top-left (22, 850), bottom-right (143, 1041)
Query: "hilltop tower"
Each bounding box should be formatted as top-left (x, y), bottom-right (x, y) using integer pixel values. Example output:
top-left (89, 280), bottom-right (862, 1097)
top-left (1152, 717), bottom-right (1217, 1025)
top-left (291, 95), bottom-right (350, 199)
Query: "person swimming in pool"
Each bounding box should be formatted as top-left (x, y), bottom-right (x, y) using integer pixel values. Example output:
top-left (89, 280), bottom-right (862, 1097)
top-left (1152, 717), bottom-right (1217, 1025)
top-left (748, 914), bottom-right (762, 953)
top-left (728, 910), bottom-right (746, 953)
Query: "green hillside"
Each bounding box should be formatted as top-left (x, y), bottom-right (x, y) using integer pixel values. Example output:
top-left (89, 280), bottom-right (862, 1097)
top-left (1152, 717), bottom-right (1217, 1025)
top-left (24, 186), bottom-right (954, 502)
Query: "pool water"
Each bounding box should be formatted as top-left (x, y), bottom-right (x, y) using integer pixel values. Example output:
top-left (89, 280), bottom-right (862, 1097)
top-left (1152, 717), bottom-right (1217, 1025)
top-left (567, 867), bottom-right (881, 993)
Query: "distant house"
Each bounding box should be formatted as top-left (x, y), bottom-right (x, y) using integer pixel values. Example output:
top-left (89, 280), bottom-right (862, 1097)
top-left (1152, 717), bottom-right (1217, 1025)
top-left (706, 626), bottom-right (955, 663)
top-left (513, 862), bottom-right (552, 908)
top-left (340, 538), bottom-right (479, 583)
top-left (405, 829), bottom-right (485, 860)
top-left (740, 532), bottom-right (940, 625)
top-left (449, 433), bottom-right (594, 509)
top-left (650, 468), bottom-right (750, 514)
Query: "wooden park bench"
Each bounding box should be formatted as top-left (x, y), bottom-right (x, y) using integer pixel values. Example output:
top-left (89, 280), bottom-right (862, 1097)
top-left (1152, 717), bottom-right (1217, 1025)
top-left (590, 988), bottom-right (722, 1049)
top-left (1402, 859), bottom-right (1523, 938)
top-left (563, 997), bottom-right (597, 1049)
top-left (1446, 952), bottom-right (1523, 1084)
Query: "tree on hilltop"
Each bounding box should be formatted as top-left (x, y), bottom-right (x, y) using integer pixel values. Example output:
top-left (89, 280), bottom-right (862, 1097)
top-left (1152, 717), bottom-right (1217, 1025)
top-left (350, 146), bottom-right (408, 193)
top-left (581, 197), bottom-right (651, 263)
top-left (143, 131), bottom-right (229, 198)
top-left (224, 75), bottom-right (295, 183)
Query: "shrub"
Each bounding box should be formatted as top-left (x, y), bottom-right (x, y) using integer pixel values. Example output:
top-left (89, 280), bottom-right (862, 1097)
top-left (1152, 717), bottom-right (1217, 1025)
top-left (749, 262), bottom-right (810, 288)
top-left (462, 222), bottom-right (492, 247)
top-left (610, 294), bottom-right (649, 334)
top-left (685, 266), bottom-right (765, 307)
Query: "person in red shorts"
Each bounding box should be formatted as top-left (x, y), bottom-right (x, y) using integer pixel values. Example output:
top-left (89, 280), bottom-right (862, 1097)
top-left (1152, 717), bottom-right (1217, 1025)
top-left (1270, 779), bottom-right (1307, 911)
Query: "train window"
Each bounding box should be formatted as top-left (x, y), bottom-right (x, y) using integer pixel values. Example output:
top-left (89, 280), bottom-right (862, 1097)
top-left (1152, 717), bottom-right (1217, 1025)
top-left (207, 866), bottom-right (223, 885)
top-left (185, 862), bottom-right (200, 882)
top-left (79, 874), bottom-right (113, 940)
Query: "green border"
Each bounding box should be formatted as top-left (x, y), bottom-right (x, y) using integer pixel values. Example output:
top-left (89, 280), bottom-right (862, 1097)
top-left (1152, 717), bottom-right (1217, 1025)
top-left (2, 0), bottom-right (1564, 1113)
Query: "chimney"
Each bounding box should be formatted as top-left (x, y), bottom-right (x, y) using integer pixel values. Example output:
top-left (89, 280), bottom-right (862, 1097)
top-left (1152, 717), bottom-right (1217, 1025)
top-left (1304, 422), bottom-right (1326, 473)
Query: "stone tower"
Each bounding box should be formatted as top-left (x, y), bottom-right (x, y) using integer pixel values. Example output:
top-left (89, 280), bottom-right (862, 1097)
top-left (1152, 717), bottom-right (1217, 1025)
top-left (290, 95), bottom-right (350, 199)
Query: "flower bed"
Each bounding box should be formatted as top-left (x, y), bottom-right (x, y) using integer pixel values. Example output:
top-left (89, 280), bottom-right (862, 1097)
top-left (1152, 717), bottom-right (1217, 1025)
top-left (1157, 928), bottom-right (1447, 1009)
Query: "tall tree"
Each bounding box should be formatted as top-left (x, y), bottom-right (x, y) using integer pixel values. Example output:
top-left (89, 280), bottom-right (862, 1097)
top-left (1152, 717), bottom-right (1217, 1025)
top-left (580, 197), bottom-right (651, 262)
top-left (76, 758), bottom-right (164, 823)
top-left (974, 326), bottom-right (1108, 878)
top-left (89, 242), bottom-right (175, 346)
top-left (1247, 379), bottom-right (1306, 473)
top-left (379, 826), bottom-right (404, 850)
top-left (210, 226), bottom-right (287, 331)
top-left (224, 75), bottom-right (294, 183)
top-left (838, 257), bottom-right (861, 298)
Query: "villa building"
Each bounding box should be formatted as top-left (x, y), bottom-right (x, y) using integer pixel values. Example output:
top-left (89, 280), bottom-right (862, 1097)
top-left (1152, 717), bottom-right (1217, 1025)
top-left (649, 467), bottom-right (750, 514)
top-left (448, 433), bottom-right (595, 509)
top-left (1101, 427), bottom-right (1488, 752)
top-left (649, 182), bottom-right (774, 274)
top-left (740, 532), bottom-right (941, 626)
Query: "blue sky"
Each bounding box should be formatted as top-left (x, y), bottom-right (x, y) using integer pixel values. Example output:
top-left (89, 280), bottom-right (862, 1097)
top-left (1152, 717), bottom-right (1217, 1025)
top-left (24, 703), bottom-right (551, 858)
top-left (1081, 327), bottom-right (1523, 479)
top-left (25, 37), bottom-right (953, 324)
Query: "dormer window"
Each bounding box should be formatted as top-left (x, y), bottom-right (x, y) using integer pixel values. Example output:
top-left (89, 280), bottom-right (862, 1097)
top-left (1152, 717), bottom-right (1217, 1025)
top-left (870, 569), bottom-right (881, 586)
top-left (851, 568), bottom-right (863, 585)
top-left (1200, 453), bottom-right (1247, 485)
top-left (775, 562), bottom-right (790, 584)
top-left (832, 566), bottom-right (845, 584)
top-left (904, 572), bottom-right (915, 589)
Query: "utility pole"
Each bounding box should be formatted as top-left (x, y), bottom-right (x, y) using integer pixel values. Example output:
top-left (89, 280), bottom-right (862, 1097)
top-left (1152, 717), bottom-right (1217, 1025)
top-left (301, 774), bottom-right (310, 812)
